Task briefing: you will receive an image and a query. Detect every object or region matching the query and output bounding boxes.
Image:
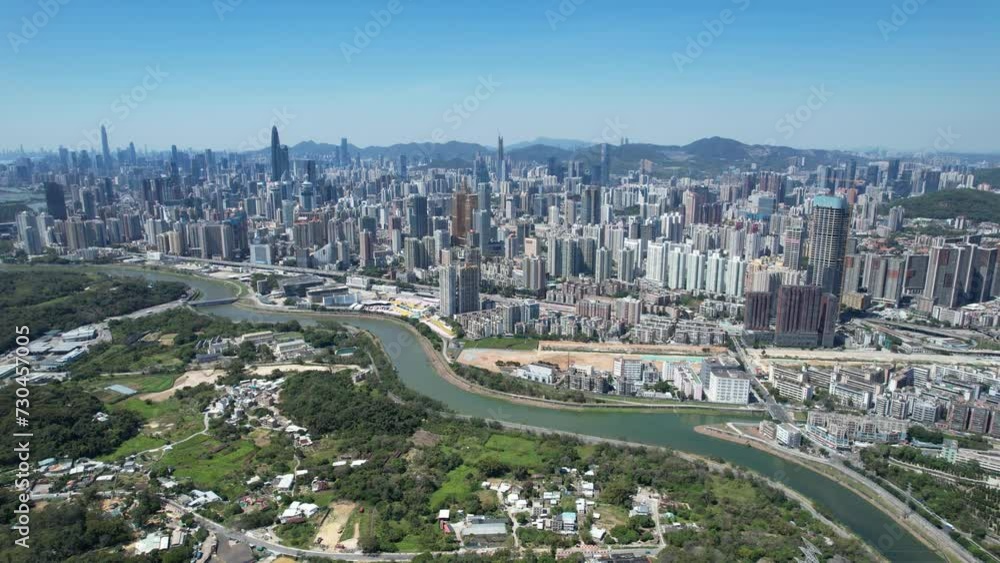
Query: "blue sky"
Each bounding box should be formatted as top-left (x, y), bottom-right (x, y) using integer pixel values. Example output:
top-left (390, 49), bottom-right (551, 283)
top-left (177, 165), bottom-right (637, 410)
top-left (3, 0), bottom-right (999, 153)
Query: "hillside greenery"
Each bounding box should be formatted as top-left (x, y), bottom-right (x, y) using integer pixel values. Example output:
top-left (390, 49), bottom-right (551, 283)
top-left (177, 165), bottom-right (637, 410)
top-left (0, 385), bottom-right (142, 466)
top-left (0, 269), bottom-right (187, 352)
top-left (896, 189), bottom-right (1000, 224)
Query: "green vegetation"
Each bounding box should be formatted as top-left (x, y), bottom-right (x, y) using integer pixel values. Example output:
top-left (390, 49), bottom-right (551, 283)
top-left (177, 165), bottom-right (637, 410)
top-left (0, 385), bottom-right (141, 467)
top-left (973, 167), bottom-right (1000, 188)
top-left (453, 363), bottom-right (593, 403)
top-left (463, 336), bottom-right (540, 351)
top-left (0, 269), bottom-right (187, 352)
top-left (907, 425), bottom-right (991, 451)
top-left (861, 446), bottom-right (1000, 550)
top-left (896, 189), bottom-right (1000, 224)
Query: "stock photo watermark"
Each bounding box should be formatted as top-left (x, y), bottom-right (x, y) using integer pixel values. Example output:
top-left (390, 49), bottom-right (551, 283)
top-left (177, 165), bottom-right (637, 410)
top-left (878, 0), bottom-right (931, 41)
top-left (912, 126), bottom-right (959, 160)
top-left (237, 107), bottom-right (297, 152)
top-left (763, 84), bottom-right (833, 145)
top-left (76, 65), bottom-right (169, 152)
top-left (340, 0), bottom-right (404, 63)
top-left (213, 0), bottom-right (244, 21)
top-left (672, 0), bottom-right (751, 73)
top-left (7, 0), bottom-right (71, 54)
top-left (545, 0), bottom-right (588, 31)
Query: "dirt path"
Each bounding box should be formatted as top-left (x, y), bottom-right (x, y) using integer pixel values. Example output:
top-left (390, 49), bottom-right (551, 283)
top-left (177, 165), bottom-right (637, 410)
top-left (313, 501), bottom-right (356, 550)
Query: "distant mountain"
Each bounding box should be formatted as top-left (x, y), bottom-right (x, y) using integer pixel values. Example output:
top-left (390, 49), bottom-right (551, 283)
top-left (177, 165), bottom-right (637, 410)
top-left (272, 136), bottom-right (859, 176)
top-left (507, 137), bottom-right (591, 151)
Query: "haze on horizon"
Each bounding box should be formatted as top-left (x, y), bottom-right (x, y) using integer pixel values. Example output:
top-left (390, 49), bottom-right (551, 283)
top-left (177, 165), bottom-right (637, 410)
top-left (3, 0), bottom-right (999, 154)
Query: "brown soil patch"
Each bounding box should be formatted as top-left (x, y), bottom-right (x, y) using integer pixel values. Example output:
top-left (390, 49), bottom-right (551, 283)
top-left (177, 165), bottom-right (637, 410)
top-left (142, 369), bottom-right (222, 402)
top-left (313, 501), bottom-right (356, 550)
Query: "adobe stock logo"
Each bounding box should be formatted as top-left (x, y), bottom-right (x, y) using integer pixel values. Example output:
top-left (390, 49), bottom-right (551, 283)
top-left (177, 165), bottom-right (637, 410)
top-left (672, 0), bottom-right (751, 73)
top-left (7, 0), bottom-right (72, 54)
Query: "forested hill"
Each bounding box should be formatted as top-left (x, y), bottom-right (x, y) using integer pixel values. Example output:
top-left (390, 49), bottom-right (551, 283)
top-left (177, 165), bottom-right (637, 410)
top-left (897, 189), bottom-right (1000, 223)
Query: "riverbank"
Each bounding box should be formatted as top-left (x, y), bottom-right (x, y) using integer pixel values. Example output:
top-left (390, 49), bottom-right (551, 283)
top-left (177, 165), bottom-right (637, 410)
top-left (694, 424), bottom-right (973, 563)
top-left (225, 295), bottom-right (767, 415)
top-left (60, 263), bottom-right (947, 561)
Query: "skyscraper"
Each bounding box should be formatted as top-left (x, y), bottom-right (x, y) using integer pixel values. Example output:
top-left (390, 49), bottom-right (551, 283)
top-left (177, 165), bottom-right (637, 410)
top-left (270, 126), bottom-right (282, 180)
top-left (581, 186), bottom-right (601, 225)
top-left (451, 188), bottom-right (477, 246)
top-left (340, 137), bottom-right (349, 167)
top-left (100, 125), bottom-right (112, 174)
top-left (808, 195), bottom-right (850, 299)
top-left (497, 134), bottom-right (506, 181)
top-left (44, 182), bottom-right (68, 220)
top-left (407, 195), bottom-right (428, 239)
top-left (744, 292), bottom-right (772, 331)
top-left (775, 284), bottom-right (823, 347)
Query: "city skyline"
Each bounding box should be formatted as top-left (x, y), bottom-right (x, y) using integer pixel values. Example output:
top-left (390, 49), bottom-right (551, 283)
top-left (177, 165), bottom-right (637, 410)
top-left (4, 0), bottom-right (1000, 153)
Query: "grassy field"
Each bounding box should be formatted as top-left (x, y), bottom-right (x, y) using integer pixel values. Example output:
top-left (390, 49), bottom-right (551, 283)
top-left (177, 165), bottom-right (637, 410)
top-left (429, 464), bottom-right (478, 510)
top-left (86, 373), bottom-right (180, 401)
top-left (98, 434), bottom-right (167, 461)
top-left (463, 337), bottom-right (540, 351)
top-left (154, 434), bottom-right (256, 498)
top-left (481, 434), bottom-right (544, 467)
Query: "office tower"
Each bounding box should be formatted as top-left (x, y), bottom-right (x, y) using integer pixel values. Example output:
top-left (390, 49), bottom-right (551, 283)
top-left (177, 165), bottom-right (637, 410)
top-left (338, 137), bottom-right (348, 166)
top-left (808, 195), bottom-right (850, 299)
top-left (44, 182), bottom-right (68, 220)
top-left (270, 126), bottom-right (282, 180)
top-left (646, 241), bottom-right (668, 287)
top-left (595, 247), bottom-right (612, 283)
top-left (128, 141), bottom-right (136, 165)
top-left (359, 231), bottom-right (375, 268)
top-left (457, 262), bottom-right (481, 313)
top-left (407, 195), bottom-right (428, 239)
top-left (497, 135), bottom-right (506, 181)
top-left (473, 209), bottom-right (491, 251)
top-left (581, 186), bottom-right (601, 225)
top-left (100, 125), bottom-right (112, 174)
top-left (398, 154), bottom-right (408, 180)
top-left (774, 284), bottom-right (824, 347)
top-left (744, 292), bottom-right (772, 331)
top-left (451, 189), bottom-right (477, 245)
top-left (525, 256), bottom-right (546, 292)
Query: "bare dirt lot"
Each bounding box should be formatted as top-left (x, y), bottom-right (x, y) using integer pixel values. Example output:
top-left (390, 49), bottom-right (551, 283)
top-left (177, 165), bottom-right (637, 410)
top-left (143, 368), bottom-right (223, 402)
top-left (458, 347), bottom-right (706, 373)
top-left (313, 501), bottom-right (357, 550)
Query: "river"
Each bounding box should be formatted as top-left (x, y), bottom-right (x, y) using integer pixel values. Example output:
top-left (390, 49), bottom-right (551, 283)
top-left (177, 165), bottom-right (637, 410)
top-left (71, 266), bottom-right (944, 561)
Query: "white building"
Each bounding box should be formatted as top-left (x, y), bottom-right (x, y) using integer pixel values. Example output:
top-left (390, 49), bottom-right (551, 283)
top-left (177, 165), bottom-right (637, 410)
top-left (705, 370), bottom-right (750, 404)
